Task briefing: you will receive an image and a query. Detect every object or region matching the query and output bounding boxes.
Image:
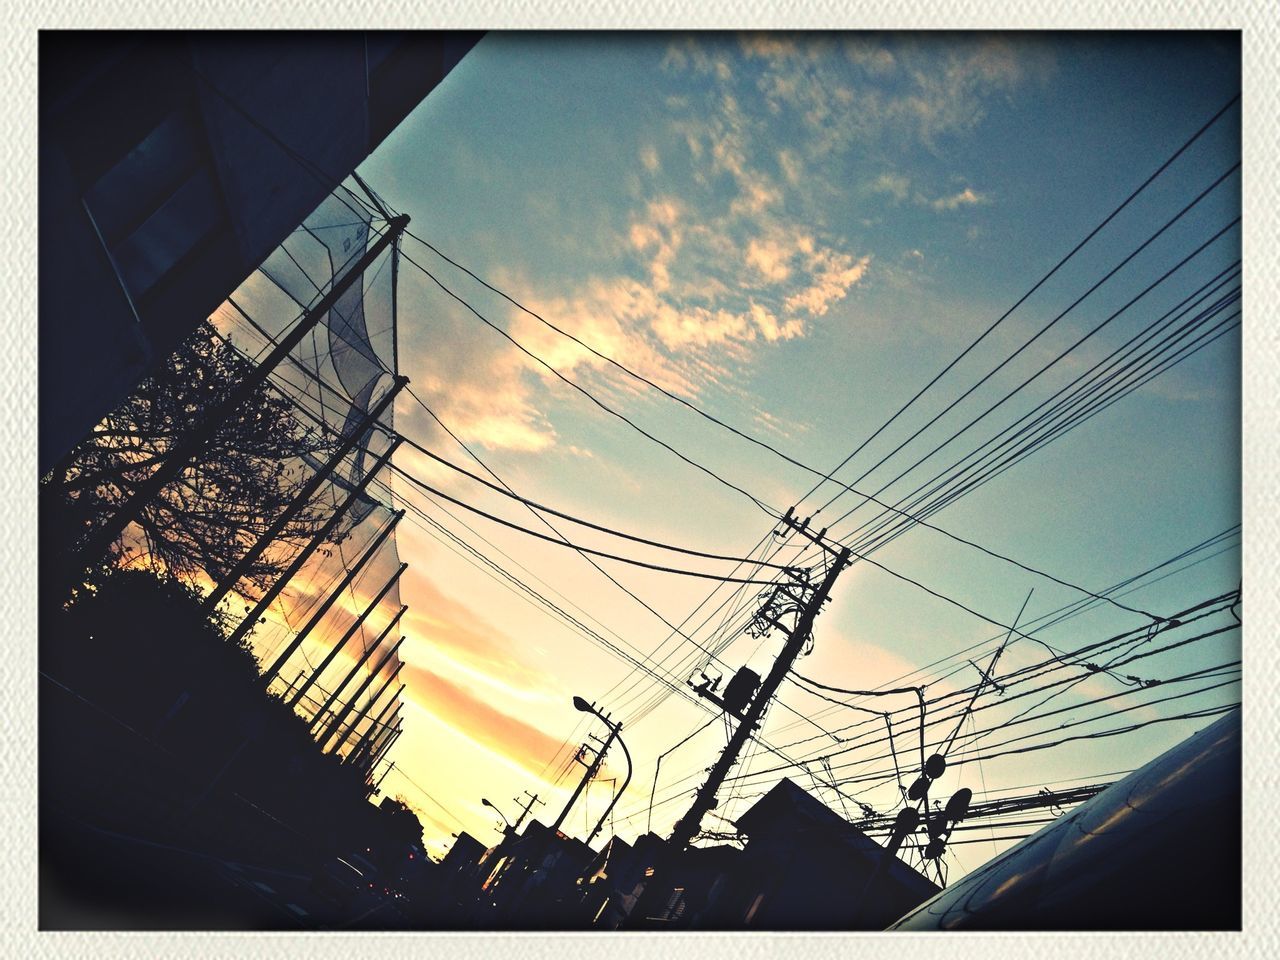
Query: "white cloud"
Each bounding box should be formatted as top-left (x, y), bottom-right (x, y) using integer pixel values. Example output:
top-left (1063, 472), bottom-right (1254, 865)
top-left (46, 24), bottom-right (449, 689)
top-left (872, 172), bottom-right (911, 202)
top-left (419, 35), bottom-right (987, 458)
top-left (745, 234), bottom-right (794, 283)
top-left (728, 33), bottom-right (1048, 160)
top-left (785, 251), bottom-right (872, 317)
top-left (843, 36), bottom-right (898, 77)
top-left (640, 144), bottom-right (661, 173)
top-left (778, 148), bottom-right (803, 185)
top-left (929, 187), bottom-right (986, 211)
top-left (627, 198), bottom-right (684, 293)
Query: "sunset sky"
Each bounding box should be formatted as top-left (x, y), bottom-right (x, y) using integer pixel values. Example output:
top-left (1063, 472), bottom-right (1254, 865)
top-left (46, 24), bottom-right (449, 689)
top-left (223, 32), bottom-right (1241, 878)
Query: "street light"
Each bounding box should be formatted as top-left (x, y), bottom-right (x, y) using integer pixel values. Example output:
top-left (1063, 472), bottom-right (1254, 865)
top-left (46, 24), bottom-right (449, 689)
top-left (586, 730), bottom-right (632, 846)
top-left (550, 696), bottom-right (632, 844)
top-left (482, 797), bottom-right (512, 833)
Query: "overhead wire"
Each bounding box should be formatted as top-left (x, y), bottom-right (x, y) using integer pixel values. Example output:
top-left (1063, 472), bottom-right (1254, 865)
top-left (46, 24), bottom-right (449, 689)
top-left (638, 594), bottom-right (1237, 815)
top-left (812, 164), bottom-right (1240, 529)
top-left (830, 269), bottom-right (1242, 563)
top-left (207, 77), bottom-right (1239, 849)
top-left (818, 212), bottom-right (1241, 566)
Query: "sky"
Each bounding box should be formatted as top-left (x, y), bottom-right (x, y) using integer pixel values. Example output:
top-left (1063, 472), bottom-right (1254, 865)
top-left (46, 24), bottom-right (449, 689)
top-left (226, 32), bottom-right (1242, 882)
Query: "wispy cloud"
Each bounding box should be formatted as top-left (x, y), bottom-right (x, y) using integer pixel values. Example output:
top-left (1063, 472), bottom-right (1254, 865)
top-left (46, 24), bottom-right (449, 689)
top-left (399, 569), bottom-right (560, 700)
top-left (784, 248), bottom-right (871, 317)
top-left (928, 186), bottom-right (987, 211)
top-left (400, 662), bottom-right (566, 778)
top-left (871, 172), bottom-right (912, 202)
top-left (738, 32), bottom-right (1048, 155)
top-left (396, 34), bottom-right (1045, 459)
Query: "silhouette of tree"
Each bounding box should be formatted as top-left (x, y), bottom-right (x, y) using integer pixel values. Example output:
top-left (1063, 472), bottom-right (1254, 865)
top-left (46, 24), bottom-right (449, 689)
top-left (41, 319), bottom-right (335, 598)
top-left (381, 796), bottom-right (426, 850)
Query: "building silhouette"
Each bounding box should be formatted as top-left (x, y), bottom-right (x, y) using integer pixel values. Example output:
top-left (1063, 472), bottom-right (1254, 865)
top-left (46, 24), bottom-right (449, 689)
top-left (39, 31), bottom-right (478, 471)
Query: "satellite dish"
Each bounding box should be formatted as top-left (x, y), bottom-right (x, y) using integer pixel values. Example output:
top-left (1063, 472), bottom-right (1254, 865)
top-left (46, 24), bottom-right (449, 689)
top-left (925, 813), bottom-right (946, 839)
top-left (893, 806), bottom-right (920, 835)
top-left (944, 787), bottom-right (973, 823)
top-left (923, 837), bottom-right (946, 860)
top-left (924, 753), bottom-right (947, 780)
top-left (907, 777), bottom-right (929, 801)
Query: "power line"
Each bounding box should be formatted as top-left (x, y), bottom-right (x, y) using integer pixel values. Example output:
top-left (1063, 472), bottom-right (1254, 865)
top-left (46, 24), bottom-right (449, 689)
top-left (394, 434), bottom-right (798, 572)
top-left (790, 215), bottom-right (1240, 597)
top-left (396, 245), bottom-right (779, 518)
top-left (828, 271), bottom-right (1241, 565)
top-left (818, 184), bottom-right (1241, 545)
top-left (796, 94), bottom-right (1240, 516)
top-left (387, 765), bottom-right (468, 831)
top-left (395, 385), bottom-right (846, 745)
top-left (399, 233), bottom-right (1173, 625)
top-left (393, 95), bottom-right (1242, 620)
top-left (390, 458), bottom-right (782, 585)
top-left (641, 594), bottom-right (1237, 813)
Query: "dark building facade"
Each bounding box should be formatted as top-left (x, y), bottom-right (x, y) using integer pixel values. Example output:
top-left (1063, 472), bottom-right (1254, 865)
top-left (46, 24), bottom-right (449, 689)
top-left (580, 779), bottom-right (939, 931)
top-left (438, 830), bottom-right (487, 881)
top-left (470, 819), bottom-right (597, 928)
top-left (39, 31), bottom-right (479, 472)
top-left (707, 778), bottom-right (941, 928)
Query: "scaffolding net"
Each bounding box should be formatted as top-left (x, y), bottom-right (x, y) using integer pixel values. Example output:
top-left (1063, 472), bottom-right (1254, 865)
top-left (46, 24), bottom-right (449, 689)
top-left (211, 179), bottom-right (408, 764)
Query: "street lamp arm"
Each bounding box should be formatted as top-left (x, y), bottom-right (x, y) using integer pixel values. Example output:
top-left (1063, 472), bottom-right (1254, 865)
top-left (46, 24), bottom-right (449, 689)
top-left (482, 797), bottom-right (512, 830)
top-left (587, 724), bottom-right (632, 845)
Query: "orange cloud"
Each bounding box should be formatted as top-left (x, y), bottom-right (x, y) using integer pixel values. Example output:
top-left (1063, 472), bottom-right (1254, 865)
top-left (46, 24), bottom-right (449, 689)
top-left (397, 569), bottom-right (557, 695)
top-left (401, 662), bottom-right (565, 776)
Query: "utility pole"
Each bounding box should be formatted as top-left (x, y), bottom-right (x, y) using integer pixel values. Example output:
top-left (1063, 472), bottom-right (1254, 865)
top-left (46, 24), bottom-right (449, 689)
top-left (512, 791), bottom-right (544, 832)
top-left (287, 566), bottom-right (407, 708)
top-left (354, 714), bottom-right (400, 774)
top-left (358, 721), bottom-right (401, 783)
top-left (66, 215), bottom-right (409, 591)
top-left (367, 707), bottom-right (403, 763)
top-left (201, 378), bottom-right (405, 614)
top-left (224, 437), bottom-right (402, 650)
top-left (551, 727), bottom-right (619, 835)
top-left (667, 511), bottom-right (849, 850)
top-left (364, 720), bottom-right (403, 774)
top-left (258, 509), bottom-right (404, 687)
top-left (586, 735), bottom-right (632, 845)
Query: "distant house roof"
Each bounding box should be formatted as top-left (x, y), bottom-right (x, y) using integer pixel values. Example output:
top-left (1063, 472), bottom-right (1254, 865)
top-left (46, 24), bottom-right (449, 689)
top-left (509, 819), bottom-right (597, 868)
top-left (735, 778), bottom-right (939, 901)
top-left (736, 778), bottom-right (881, 854)
top-left (580, 835), bottom-right (634, 886)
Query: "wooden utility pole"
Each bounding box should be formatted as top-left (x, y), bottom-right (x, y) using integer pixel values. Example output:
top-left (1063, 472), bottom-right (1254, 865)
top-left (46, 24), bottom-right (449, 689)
top-left (551, 726), bottom-right (620, 835)
top-left (365, 721), bottom-right (403, 773)
top-left (368, 760), bottom-right (396, 797)
top-left (512, 791), bottom-right (544, 832)
top-left (667, 516), bottom-right (849, 850)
